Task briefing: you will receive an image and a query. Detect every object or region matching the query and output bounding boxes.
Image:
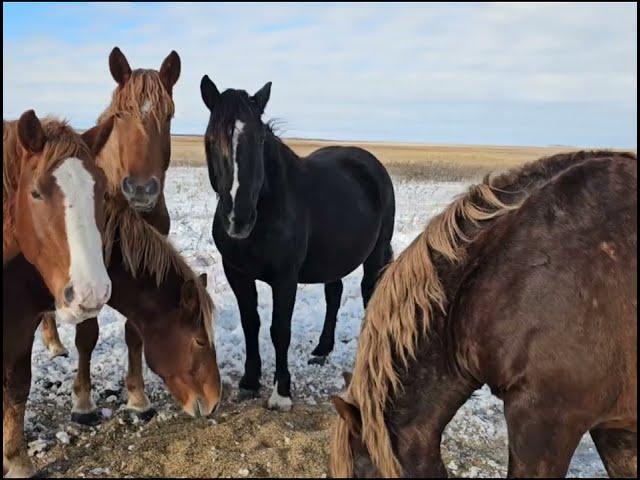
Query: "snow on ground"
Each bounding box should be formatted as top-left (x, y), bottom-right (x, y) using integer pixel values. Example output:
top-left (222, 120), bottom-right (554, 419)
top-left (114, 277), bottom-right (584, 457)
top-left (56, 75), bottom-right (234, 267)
top-left (28, 166), bottom-right (606, 477)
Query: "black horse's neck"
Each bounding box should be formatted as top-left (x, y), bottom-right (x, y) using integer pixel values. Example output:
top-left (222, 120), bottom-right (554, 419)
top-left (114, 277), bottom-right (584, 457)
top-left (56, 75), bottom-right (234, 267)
top-left (260, 129), bottom-right (302, 200)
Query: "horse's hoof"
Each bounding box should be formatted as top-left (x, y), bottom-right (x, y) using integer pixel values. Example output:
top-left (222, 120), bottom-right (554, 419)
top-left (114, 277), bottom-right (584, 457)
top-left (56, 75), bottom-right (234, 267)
top-left (48, 346), bottom-right (69, 359)
top-left (237, 388), bottom-right (261, 401)
top-left (308, 355), bottom-right (327, 366)
top-left (124, 407), bottom-right (157, 423)
top-left (266, 382), bottom-right (293, 411)
top-left (71, 411), bottom-right (101, 426)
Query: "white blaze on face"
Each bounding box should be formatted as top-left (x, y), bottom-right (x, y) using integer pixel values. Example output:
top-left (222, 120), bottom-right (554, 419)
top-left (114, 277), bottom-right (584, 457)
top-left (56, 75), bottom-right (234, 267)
top-left (228, 119), bottom-right (245, 225)
top-left (52, 157), bottom-right (111, 325)
top-left (141, 99), bottom-right (152, 118)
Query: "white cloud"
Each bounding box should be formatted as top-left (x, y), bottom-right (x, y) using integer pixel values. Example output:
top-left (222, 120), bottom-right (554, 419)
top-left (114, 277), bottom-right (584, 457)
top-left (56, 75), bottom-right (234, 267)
top-left (3, 2), bottom-right (636, 146)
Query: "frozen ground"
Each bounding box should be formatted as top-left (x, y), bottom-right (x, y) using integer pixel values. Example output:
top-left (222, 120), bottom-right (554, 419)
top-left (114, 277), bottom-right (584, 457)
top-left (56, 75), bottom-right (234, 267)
top-left (27, 167), bottom-right (606, 477)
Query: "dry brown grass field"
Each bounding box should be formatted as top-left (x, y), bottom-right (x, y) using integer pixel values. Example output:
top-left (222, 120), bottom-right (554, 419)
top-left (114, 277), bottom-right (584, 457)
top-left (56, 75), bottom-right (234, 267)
top-left (170, 134), bottom-right (620, 180)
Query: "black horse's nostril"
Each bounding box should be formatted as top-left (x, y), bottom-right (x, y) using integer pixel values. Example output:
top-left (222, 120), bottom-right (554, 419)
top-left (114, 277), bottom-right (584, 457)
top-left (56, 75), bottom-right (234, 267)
top-left (144, 178), bottom-right (159, 196)
top-left (122, 177), bottom-right (135, 196)
top-left (64, 285), bottom-right (75, 304)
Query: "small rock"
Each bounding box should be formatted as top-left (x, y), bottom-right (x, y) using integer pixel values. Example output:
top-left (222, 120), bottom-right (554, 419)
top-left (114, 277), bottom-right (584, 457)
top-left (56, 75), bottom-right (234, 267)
top-left (28, 438), bottom-right (49, 456)
top-left (238, 468), bottom-right (249, 477)
top-left (101, 408), bottom-right (113, 419)
top-left (55, 431), bottom-right (70, 445)
top-left (284, 436), bottom-right (291, 445)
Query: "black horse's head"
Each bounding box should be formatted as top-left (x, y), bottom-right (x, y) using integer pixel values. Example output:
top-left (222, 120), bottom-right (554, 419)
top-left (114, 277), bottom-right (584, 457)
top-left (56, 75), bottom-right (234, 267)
top-left (200, 75), bottom-right (271, 239)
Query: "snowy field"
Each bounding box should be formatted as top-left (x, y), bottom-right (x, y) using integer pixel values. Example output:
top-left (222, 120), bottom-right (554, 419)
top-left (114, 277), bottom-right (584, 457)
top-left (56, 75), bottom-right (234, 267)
top-left (28, 166), bottom-right (606, 477)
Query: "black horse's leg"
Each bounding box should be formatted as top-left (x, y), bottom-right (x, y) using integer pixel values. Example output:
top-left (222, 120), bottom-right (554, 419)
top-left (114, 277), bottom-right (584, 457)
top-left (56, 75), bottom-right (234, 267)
top-left (361, 239), bottom-right (393, 307)
top-left (309, 280), bottom-right (343, 364)
top-left (223, 260), bottom-right (262, 399)
top-left (267, 278), bottom-right (297, 411)
top-left (590, 427), bottom-right (637, 478)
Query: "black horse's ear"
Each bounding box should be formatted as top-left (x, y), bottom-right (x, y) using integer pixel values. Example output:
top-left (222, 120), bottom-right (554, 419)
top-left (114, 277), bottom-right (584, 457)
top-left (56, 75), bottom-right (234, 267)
top-left (200, 75), bottom-right (220, 111)
top-left (252, 81), bottom-right (272, 114)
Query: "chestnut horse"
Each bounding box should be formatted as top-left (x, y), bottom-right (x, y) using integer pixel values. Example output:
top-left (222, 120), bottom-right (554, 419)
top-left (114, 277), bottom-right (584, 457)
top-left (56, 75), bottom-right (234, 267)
top-left (331, 151), bottom-right (637, 478)
top-left (3, 199), bottom-right (221, 478)
top-left (3, 111), bottom-right (113, 324)
top-left (41, 47), bottom-right (182, 420)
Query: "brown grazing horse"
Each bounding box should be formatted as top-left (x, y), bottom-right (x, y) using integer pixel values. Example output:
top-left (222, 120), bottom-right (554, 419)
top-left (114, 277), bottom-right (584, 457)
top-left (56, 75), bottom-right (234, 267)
top-left (40, 47), bottom-right (182, 420)
top-left (331, 151), bottom-right (637, 478)
top-left (3, 111), bottom-right (114, 324)
top-left (3, 198), bottom-right (221, 478)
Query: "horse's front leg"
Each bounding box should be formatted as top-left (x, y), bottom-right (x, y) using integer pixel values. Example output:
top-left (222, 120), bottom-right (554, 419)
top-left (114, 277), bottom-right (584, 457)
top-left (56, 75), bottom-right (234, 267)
top-left (40, 311), bottom-right (68, 358)
top-left (267, 277), bottom-right (297, 411)
top-left (124, 320), bottom-right (154, 420)
top-left (3, 352), bottom-right (35, 477)
top-left (71, 317), bottom-right (100, 424)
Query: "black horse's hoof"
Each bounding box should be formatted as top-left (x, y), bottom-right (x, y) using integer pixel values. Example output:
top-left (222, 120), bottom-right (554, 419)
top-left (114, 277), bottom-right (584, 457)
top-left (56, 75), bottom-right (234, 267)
top-left (71, 411), bottom-right (101, 426)
top-left (308, 355), bottom-right (327, 366)
top-left (237, 388), bottom-right (261, 401)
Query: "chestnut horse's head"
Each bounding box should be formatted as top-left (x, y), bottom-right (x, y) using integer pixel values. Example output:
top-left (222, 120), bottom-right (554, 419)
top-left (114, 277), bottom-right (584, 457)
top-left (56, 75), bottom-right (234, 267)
top-left (97, 47), bottom-right (180, 211)
top-left (4, 110), bottom-right (114, 324)
top-left (140, 273), bottom-right (221, 417)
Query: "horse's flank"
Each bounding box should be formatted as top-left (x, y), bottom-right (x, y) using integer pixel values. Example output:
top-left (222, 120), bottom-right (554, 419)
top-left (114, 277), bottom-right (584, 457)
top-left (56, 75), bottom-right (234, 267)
top-left (3, 118), bottom-right (92, 263)
top-left (331, 150), bottom-right (637, 477)
top-left (102, 198), bottom-right (214, 343)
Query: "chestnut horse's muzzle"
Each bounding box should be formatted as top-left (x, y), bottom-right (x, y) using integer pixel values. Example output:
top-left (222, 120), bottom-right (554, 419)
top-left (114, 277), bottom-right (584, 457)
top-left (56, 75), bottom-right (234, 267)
top-left (121, 176), bottom-right (160, 211)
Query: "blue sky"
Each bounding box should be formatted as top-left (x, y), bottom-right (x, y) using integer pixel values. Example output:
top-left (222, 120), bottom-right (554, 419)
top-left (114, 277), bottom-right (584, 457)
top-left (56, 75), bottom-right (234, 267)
top-left (3, 2), bottom-right (637, 147)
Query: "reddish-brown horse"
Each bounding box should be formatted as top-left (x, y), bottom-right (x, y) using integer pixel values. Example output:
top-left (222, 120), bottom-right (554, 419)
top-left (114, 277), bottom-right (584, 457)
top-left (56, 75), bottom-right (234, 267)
top-left (3, 111), bottom-right (114, 324)
top-left (3, 199), bottom-right (221, 478)
top-left (331, 151), bottom-right (637, 478)
top-left (40, 47), bottom-right (183, 420)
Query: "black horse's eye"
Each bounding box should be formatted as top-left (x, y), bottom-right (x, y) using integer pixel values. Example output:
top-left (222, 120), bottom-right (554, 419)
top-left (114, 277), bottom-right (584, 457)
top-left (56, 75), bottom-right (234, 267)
top-left (31, 190), bottom-right (42, 200)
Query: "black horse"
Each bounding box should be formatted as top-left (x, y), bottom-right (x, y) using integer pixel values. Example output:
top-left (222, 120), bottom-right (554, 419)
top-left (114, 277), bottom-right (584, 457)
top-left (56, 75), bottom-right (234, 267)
top-left (200, 76), bottom-right (395, 409)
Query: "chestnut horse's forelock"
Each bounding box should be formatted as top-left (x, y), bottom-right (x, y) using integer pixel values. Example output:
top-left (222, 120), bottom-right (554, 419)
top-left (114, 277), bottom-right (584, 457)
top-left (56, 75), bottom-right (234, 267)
top-left (3, 118), bottom-right (93, 258)
top-left (102, 198), bottom-right (214, 343)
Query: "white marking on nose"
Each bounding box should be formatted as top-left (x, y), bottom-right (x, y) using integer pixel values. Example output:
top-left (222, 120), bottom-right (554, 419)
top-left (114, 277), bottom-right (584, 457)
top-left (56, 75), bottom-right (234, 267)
top-left (141, 99), bottom-right (152, 117)
top-left (52, 158), bottom-right (111, 320)
top-left (228, 120), bottom-right (245, 227)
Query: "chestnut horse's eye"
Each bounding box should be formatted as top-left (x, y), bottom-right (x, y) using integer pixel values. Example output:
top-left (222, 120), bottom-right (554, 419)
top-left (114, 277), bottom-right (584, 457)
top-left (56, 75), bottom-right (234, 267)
top-left (31, 190), bottom-right (42, 200)
top-left (194, 337), bottom-right (207, 348)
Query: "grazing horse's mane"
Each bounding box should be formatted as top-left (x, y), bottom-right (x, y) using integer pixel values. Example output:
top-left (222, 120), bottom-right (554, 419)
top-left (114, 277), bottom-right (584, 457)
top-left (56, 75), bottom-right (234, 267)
top-left (331, 150), bottom-right (637, 477)
top-left (102, 198), bottom-right (214, 343)
top-left (3, 118), bottom-right (92, 256)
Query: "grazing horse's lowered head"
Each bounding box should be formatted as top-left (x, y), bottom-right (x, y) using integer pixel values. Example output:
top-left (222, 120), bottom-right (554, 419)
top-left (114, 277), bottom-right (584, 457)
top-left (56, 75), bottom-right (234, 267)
top-left (3, 110), bottom-right (114, 324)
top-left (200, 75), bottom-right (272, 239)
top-left (97, 47), bottom-right (180, 211)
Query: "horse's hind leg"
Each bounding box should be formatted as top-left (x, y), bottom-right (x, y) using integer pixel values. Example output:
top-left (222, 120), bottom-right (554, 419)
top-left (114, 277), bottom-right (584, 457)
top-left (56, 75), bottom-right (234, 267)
top-left (40, 311), bottom-right (69, 358)
top-left (590, 427), bottom-right (637, 478)
top-left (309, 280), bottom-right (343, 365)
top-left (504, 395), bottom-right (584, 477)
top-left (124, 320), bottom-right (154, 420)
top-left (71, 317), bottom-right (100, 425)
top-left (361, 238), bottom-right (393, 307)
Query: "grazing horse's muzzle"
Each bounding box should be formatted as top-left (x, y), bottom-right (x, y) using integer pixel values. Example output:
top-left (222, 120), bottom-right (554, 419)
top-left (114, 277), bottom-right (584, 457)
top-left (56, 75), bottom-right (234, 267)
top-left (188, 395), bottom-right (220, 418)
top-left (121, 176), bottom-right (160, 211)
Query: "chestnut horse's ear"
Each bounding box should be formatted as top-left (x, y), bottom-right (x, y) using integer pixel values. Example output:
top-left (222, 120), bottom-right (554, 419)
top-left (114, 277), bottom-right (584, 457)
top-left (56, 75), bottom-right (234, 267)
top-left (342, 371), bottom-right (353, 388)
top-left (81, 116), bottom-right (115, 156)
top-left (331, 395), bottom-right (362, 437)
top-left (252, 81), bottom-right (272, 115)
top-left (17, 109), bottom-right (46, 154)
top-left (180, 278), bottom-right (199, 312)
top-left (109, 47), bottom-right (132, 87)
top-left (198, 273), bottom-right (208, 288)
top-left (200, 75), bottom-right (220, 111)
top-left (159, 50), bottom-right (181, 94)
